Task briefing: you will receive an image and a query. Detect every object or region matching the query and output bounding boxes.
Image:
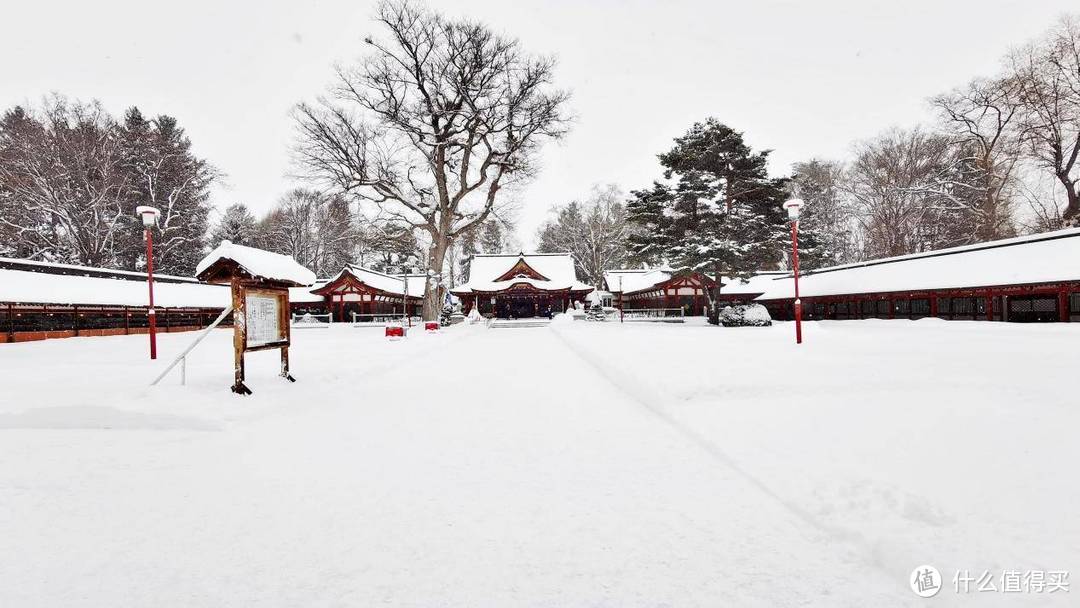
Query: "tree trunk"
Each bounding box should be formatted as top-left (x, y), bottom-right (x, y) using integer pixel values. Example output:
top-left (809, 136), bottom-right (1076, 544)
top-left (708, 264), bottom-right (723, 325)
top-left (1061, 178), bottom-right (1080, 227)
top-left (423, 235), bottom-right (450, 321)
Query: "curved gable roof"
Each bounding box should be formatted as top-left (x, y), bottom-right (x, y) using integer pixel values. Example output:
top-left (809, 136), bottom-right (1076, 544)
top-left (452, 253), bottom-right (593, 294)
top-left (466, 253), bottom-right (582, 284)
top-left (312, 265), bottom-right (424, 298)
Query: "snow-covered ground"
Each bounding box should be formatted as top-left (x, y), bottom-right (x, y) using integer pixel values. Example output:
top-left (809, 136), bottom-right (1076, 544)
top-left (0, 319), bottom-right (1076, 606)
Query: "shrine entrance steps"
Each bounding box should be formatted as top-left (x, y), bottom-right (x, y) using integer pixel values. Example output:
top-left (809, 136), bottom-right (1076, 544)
top-left (490, 318), bottom-right (551, 329)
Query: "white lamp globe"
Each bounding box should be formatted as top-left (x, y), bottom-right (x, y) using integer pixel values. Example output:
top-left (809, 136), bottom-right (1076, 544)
top-left (782, 198), bottom-right (804, 220)
top-left (135, 206), bottom-right (161, 227)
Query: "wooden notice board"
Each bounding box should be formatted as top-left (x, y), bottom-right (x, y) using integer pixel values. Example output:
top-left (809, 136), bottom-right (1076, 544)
top-left (231, 281), bottom-right (294, 395)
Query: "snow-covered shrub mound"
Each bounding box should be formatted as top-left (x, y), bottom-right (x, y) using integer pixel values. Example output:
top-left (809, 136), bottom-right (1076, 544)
top-left (719, 303), bottom-right (772, 327)
top-left (551, 312), bottom-right (576, 324)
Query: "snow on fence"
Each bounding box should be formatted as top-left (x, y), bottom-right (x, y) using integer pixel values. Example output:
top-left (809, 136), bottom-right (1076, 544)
top-left (619, 308), bottom-right (686, 323)
top-left (350, 312), bottom-right (421, 327)
top-left (290, 312), bottom-right (332, 328)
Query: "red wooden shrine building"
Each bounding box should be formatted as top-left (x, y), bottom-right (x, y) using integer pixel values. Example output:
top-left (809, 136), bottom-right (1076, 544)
top-left (451, 253), bottom-right (594, 318)
top-left (754, 228), bottom-right (1080, 323)
top-left (602, 268), bottom-right (784, 316)
top-left (306, 265), bottom-right (424, 322)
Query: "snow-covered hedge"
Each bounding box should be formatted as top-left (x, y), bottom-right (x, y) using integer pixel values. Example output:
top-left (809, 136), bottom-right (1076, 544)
top-left (719, 303), bottom-right (772, 327)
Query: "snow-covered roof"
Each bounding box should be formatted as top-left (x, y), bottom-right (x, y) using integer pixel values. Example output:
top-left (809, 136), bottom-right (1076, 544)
top-left (451, 277), bottom-right (594, 294)
top-left (722, 272), bottom-right (788, 296)
top-left (0, 262), bottom-right (330, 307)
top-left (603, 269), bottom-right (659, 293)
top-left (316, 265), bottom-right (425, 298)
top-left (452, 253), bottom-right (593, 294)
top-left (618, 269), bottom-right (675, 294)
top-left (0, 267), bottom-right (230, 307)
top-left (755, 228), bottom-right (1080, 301)
top-left (0, 256), bottom-right (202, 285)
top-left (290, 283), bottom-right (327, 303)
top-left (608, 268), bottom-right (783, 296)
top-left (196, 241), bottom-right (316, 287)
top-left (467, 253), bottom-right (581, 284)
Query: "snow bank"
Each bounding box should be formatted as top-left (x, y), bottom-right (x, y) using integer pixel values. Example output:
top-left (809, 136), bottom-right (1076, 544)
top-left (2, 321), bottom-right (1077, 605)
top-left (552, 320), bottom-right (1080, 600)
top-left (0, 406), bottom-right (219, 431)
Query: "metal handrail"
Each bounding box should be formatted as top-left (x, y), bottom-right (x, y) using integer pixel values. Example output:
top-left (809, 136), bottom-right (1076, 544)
top-left (150, 305), bottom-right (233, 386)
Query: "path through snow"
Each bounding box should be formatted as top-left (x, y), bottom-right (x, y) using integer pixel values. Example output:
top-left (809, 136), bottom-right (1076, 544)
top-left (4, 321), bottom-right (1075, 605)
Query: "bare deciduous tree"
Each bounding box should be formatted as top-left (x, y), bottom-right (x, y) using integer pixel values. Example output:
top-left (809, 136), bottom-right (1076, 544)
top-left (293, 0), bottom-right (570, 318)
top-left (846, 128), bottom-right (983, 257)
top-left (537, 184), bottom-right (630, 287)
top-left (788, 159), bottom-right (860, 266)
top-left (0, 98), bottom-right (216, 273)
top-left (257, 189), bottom-right (358, 277)
top-left (931, 77), bottom-right (1021, 240)
top-left (1009, 15), bottom-right (1080, 225)
top-left (0, 98), bottom-right (131, 266)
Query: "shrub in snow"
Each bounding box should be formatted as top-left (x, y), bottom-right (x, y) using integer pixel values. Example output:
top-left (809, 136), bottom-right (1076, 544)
top-left (587, 302), bottom-right (606, 322)
top-left (719, 303), bottom-right (772, 327)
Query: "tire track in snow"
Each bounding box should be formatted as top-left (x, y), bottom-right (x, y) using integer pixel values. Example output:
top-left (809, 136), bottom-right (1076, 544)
top-left (549, 324), bottom-right (895, 575)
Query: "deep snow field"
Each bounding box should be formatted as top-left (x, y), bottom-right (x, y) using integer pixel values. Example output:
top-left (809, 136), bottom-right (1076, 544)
top-left (0, 319), bottom-right (1076, 606)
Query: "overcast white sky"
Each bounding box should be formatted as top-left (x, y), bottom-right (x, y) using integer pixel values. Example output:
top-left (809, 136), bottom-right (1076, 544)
top-left (3, 0), bottom-right (1075, 247)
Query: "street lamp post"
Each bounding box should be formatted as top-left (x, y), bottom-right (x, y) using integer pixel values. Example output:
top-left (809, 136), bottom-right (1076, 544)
top-left (783, 198), bottom-right (805, 345)
top-left (136, 206), bottom-right (161, 359)
top-left (619, 275), bottom-right (624, 323)
top-left (401, 272), bottom-right (409, 327)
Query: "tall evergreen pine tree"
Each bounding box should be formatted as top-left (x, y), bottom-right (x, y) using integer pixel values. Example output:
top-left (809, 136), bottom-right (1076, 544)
top-left (626, 119), bottom-right (791, 322)
top-left (210, 203), bottom-right (257, 246)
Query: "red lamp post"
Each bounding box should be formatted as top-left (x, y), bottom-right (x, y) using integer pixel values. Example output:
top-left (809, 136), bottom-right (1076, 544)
top-left (136, 206), bottom-right (161, 359)
top-left (618, 275), bottom-right (624, 323)
top-left (783, 198), bottom-right (805, 345)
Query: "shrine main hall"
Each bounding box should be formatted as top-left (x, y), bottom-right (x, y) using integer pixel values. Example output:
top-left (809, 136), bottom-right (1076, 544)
top-left (451, 253), bottom-right (594, 319)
